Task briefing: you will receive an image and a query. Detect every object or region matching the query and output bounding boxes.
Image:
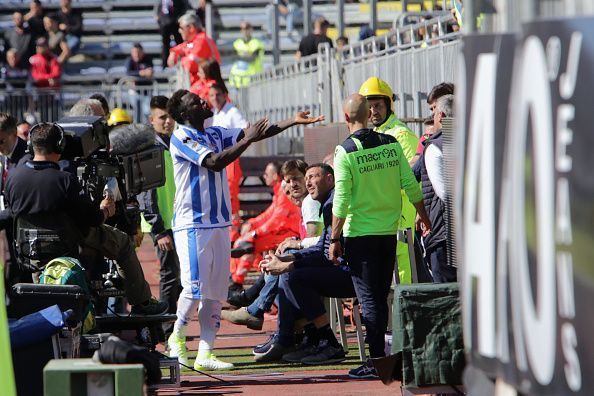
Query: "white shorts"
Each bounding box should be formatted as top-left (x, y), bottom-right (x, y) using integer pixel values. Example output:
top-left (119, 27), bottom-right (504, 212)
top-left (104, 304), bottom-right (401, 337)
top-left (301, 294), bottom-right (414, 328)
top-left (173, 227), bottom-right (231, 302)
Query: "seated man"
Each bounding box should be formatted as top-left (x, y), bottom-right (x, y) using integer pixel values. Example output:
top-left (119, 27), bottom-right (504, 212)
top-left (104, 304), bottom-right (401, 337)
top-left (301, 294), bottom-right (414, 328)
top-left (5, 122), bottom-right (167, 315)
top-left (223, 162), bottom-right (321, 330)
top-left (43, 13), bottom-right (71, 65)
top-left (229, 160), bottom-right (302, 287)
top-left (125, 43), bottom-right (154, 79)
top-left (29, 37), bottom-right (61, 88)
top-left (253, 163), bottom-right (356, 363)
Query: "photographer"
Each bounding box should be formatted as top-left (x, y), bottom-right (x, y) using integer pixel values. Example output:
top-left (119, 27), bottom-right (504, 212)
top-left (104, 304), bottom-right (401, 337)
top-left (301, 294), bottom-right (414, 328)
top-left (4, 123), bottom-right (167, 315)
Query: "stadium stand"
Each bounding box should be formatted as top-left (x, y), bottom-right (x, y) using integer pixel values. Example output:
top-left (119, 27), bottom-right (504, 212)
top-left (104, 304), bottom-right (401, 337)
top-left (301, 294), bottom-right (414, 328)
top-left (0, 0), bottom-right (446, 124)
top-left (1, 1), bottom-right (423, 82)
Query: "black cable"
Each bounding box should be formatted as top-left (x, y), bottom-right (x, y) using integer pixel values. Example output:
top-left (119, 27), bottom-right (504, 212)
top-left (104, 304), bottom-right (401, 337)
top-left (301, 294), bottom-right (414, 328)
top-left (153, 350), bottom-right (233, 385)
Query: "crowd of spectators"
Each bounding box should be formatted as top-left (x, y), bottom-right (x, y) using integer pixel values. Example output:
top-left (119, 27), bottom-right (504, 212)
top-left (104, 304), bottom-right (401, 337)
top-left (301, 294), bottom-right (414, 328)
top-left (1, 0), bottom-right (82, 89)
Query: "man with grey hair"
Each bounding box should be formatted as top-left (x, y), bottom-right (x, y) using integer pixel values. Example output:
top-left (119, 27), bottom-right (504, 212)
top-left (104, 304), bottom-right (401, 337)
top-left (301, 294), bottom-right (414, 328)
top-left (69, 98), bottom-right (105, 117)
top-left (167, 12), bottom-right (220, 85)
top-left (417, 93), bottom-right (456, 282)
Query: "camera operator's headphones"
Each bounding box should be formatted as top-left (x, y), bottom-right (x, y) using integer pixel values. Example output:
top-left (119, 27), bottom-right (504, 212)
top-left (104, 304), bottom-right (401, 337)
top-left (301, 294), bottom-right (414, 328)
top-left (28, 122), bottom-right (66, 155)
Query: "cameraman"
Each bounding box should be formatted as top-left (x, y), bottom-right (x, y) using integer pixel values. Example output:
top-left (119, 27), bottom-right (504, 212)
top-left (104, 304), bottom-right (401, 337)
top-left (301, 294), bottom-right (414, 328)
top-left (5, 123), bottom-right (168, 315)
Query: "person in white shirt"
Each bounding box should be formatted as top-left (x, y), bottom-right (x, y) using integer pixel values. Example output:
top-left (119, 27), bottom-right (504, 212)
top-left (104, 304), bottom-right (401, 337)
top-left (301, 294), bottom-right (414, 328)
top-left (209, 83), bottom-right (247, 243)
top-left (164, 89), bottom-right (324, 371)
top-left (209, 84), bottom-right (247, 130)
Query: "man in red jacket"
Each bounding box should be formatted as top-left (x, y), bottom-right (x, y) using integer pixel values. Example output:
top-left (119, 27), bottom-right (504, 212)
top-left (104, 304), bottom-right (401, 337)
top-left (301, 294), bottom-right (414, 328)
top-left (167, 12), bottom-right (220, 88)
top-left (230, 161), bottom-right (301, 287)
top-left (29, 37), bottom-right (61, 88)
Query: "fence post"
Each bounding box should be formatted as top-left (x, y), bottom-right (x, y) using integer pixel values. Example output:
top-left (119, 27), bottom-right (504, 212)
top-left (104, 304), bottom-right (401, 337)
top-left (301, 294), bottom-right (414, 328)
top-left (205, 2), bottom-right (213, 38)
top-left (370, 0), bottom-right (378, 33)
top-left (304, 0), bottom-right (312, 36)
top-left (337, 0), bottom-right (345, 37)
top-left (272, 0), bottom-right (280, 65)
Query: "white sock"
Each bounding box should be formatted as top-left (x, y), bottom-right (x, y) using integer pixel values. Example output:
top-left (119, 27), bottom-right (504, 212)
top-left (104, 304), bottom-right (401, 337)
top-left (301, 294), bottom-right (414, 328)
top-left (197, 299), bottom-right (222, 358)
top-left (172, 294), bottom-right (200, 339)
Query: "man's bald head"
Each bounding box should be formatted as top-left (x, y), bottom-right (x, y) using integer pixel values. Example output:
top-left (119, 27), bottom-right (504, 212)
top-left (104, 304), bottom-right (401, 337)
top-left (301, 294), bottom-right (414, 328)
top-left (343, 94), bottom-right (370, 125)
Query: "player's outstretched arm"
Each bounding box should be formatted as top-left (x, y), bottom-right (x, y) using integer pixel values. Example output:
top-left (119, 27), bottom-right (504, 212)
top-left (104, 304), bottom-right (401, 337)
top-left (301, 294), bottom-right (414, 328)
top-left (252, 111), bottom-right (325, 142)
top-left (202, 118), bottom-right (269, 172)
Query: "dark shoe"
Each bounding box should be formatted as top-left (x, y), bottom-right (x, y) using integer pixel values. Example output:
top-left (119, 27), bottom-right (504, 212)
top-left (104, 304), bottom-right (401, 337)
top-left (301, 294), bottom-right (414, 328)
top-left (221, 307), bottom-right (263, 330)
top-left (227, 290), bottom-right (254, 307)
top-left (282, 337), bottom-right (318, 363)
top-left (131, 297), bottom-right (169, 316)
top-left (228, 282), bottom-right (244, 296)
top-left (253, 333), bottom-right (277, 355)
top-left (301, 340), bottom-right (346, 365)
top-left (231, 241), bottom-right (254, 258)
top-left (348, 360), bottom-right (380, 379)
top-left (254, 342), bottom-right (295, 363)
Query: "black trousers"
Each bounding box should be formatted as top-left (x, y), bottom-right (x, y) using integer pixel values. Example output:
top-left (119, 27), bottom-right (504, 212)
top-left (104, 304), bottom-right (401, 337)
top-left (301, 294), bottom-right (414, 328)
top-left (281, 264), bottom-right (355, 322)
top-left (159, 22), bottom-right (182, 66)
top-left (345, 234), bottom-right (397, 358)
top-left (152, 231), bottom-right (181, 315)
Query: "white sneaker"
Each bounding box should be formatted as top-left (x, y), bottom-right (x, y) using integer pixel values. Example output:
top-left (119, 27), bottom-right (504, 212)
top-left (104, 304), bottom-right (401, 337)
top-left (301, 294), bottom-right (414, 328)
top-left (167, 333), bottom-right (189, 367)
top-left (194, 352), bottom-right (234, 371)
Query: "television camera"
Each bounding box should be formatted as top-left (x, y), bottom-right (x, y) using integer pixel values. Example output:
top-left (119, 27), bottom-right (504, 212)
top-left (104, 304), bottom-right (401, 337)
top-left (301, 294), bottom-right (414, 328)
top-left (58, 116), bottom-right (166, 230)
top-left (10, 116), bottom-right (175, 356)
top-left (57, 116), bottom-right (166, 306)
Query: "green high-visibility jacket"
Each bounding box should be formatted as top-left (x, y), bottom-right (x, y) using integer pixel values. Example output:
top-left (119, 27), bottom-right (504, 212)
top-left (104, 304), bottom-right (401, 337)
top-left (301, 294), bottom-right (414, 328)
top-left (333, 129), bottom-right (422, 238)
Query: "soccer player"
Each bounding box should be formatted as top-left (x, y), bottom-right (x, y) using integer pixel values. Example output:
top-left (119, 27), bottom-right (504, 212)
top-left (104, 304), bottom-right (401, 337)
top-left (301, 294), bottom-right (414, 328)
top-left (165, 89), bottom-right (323, 370)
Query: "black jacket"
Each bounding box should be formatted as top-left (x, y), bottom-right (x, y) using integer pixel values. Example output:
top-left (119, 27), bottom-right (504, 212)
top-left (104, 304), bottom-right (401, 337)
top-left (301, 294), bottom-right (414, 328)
top-left (5, 160), bottom-right (104, 236)
top-left (420, 130), bottom-right (447, 251)
top-left (155, 0), bottom-right (189, 26)
top-left (57, 9), bottom-right (83, 37)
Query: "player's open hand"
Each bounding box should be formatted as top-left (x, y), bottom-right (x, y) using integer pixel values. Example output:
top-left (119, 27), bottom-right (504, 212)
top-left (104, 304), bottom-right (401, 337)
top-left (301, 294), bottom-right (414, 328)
top-left (294, 111), bottom-right (325, 125)
top-left (243, 118), bottom-right (269, 142)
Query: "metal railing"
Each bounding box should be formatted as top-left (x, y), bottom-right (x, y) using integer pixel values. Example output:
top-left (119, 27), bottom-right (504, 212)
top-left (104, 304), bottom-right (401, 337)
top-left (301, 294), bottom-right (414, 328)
top-left (337, 15), bottom-right (461, 134)
top-left (236, 14), bottom-right (462, 153)
top-left (0, 76), bottom-right (179, 123)
top-left (235, 44), bottom-right (334, 155)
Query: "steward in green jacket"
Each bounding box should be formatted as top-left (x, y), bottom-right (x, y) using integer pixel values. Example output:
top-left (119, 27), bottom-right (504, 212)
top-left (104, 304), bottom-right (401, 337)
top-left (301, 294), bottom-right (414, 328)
top-left (229, 21), bottom-right (264, 87)
top-left (359, 77), bottom-right (419, 283)
top-left (329, 94), bottom-right (431, 373)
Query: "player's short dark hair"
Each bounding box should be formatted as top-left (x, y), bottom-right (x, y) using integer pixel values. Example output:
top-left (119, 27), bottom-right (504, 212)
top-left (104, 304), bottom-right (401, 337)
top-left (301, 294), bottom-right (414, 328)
top-left (209, 83), bottom-right (226, 94)
top-left (150, 95), bottom-right (169, 110)
top-left (167, 89), bottom-right (190, 123)
top-left (0, 113), bottom-right (17, 135)
top-left (306, 162), bottom-right (334, 177)
top-left (281, 159), bottom-right (308, 177)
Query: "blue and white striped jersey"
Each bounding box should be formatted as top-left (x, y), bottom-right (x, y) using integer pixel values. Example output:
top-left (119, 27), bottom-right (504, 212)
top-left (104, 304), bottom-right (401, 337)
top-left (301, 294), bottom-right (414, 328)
top-left (169, 124), bottom-right (242, 230)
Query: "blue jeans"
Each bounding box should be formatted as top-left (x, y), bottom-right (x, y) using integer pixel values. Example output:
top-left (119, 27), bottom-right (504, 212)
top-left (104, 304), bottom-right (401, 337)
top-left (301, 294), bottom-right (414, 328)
top-left (246, 273), bottom-right (278, 318)
top-left (265, 2), bottom-right (301, 33)
top-left (277, 272), bottom-right (300, 346)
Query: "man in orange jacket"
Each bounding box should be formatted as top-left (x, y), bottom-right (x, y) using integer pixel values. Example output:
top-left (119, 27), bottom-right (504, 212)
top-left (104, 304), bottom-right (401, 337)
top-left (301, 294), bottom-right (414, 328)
top-left (230, 161), bottom-right (301, 287)
top-left (167, 12), bottom-right (220, 88)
